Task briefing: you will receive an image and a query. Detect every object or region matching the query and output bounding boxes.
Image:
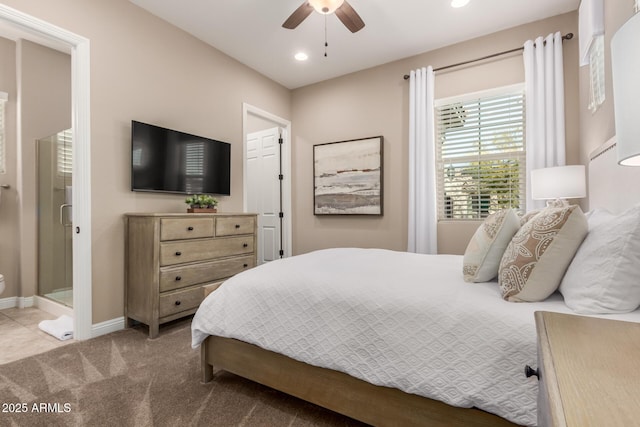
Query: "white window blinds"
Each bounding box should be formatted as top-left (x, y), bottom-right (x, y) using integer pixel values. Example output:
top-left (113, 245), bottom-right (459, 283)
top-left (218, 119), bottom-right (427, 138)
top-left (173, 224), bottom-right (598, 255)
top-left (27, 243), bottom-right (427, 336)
top-left (435, 86), bottom-right (526, 219)
top-left (0, 92), bottom-right (7, 174)
top-left (588, 35), bottom-right (605, 112)
top-left (57, 128), bottom-right (73, 176)
top-left (184, 141), bottom-right (205, 193)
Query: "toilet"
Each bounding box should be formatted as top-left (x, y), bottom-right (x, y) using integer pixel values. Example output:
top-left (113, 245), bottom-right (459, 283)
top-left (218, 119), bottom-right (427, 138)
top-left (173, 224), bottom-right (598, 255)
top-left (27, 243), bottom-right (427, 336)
top-left (0, 274), bottom-right (4, 295)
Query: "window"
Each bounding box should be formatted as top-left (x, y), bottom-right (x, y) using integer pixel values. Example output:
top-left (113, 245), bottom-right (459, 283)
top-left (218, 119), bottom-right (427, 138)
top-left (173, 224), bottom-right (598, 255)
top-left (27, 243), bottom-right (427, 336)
top-left (57, 128), bottom-right (73, 176)
top-left (435, 85), bottom-right (525, 220)
top-left (0, 91), bottom-right (7, 174)
top-left (588, 35), bottom-right (605, 112)
top-left (184, 141), bottom-right (205, 193)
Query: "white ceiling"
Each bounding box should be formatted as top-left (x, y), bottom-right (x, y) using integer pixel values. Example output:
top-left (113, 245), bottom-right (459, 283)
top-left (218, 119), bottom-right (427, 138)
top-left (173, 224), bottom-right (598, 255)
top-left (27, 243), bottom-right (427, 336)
top-left (129, 0), bottom-right (579, 90)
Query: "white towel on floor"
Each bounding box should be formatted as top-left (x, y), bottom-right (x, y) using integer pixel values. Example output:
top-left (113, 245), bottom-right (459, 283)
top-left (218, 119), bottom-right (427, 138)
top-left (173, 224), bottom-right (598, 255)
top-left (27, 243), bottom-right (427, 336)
top-left (38, 315), bottom-right (74, 341)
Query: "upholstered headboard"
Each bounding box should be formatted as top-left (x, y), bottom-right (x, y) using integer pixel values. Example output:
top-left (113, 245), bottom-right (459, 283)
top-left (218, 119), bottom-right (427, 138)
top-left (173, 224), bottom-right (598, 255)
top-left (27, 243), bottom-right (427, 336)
top-left (588, 136), bottom-right (640, 213)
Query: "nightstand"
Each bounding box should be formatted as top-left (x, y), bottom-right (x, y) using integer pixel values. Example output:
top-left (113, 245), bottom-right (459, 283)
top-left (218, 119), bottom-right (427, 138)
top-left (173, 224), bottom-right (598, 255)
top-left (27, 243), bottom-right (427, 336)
top-left (530, 311), bottom-right (640, 427)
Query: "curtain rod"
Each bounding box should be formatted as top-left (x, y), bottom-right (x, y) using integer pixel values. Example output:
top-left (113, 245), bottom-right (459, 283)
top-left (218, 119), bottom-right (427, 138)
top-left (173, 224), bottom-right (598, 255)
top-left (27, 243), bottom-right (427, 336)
top-left (403, 32), bottom-right (573, 80)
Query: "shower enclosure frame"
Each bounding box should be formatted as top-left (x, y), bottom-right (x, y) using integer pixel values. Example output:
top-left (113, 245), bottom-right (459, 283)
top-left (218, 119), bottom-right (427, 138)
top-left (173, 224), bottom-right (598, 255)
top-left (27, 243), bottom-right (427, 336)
top-left (37, 130), bottom-right (73, 308)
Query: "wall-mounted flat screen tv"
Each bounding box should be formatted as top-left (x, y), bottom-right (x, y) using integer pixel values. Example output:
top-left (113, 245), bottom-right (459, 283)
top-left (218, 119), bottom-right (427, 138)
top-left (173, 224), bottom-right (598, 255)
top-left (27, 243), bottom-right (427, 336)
top-left (131, 120), bottom-right (231, 195)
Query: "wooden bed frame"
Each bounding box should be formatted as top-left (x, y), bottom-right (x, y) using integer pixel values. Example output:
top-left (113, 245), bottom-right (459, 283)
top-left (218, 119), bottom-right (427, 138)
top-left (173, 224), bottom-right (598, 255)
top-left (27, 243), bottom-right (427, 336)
top-left (201, 335), bottom-right (516, 426)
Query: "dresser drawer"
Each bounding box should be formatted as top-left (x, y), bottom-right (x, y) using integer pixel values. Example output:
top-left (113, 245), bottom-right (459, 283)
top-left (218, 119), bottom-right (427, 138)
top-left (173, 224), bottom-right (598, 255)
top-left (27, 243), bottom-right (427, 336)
top-left (159, 285), bottom-right (203, 318)
top-left (159, 255), bottom-right (256, 292)
top-left (216, 216), bottom-right (255, 236)
top-left (160, 218), bottom-right (214, 241)
top-left (160, 236), bottom-right (255, 266)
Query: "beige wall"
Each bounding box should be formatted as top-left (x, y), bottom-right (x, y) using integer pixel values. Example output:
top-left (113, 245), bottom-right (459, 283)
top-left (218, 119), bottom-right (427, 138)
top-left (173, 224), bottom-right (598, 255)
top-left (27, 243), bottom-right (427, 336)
top-left (0, 37), bottom-right (18, 298)
top-left (1, 0), bottom-right (608, 323)
top-left (291, 12), bottom-right (579, 256)
top-left (18, 40), bottom-right (72, 298)
top-left (1, 0), bottom-right (291, 323)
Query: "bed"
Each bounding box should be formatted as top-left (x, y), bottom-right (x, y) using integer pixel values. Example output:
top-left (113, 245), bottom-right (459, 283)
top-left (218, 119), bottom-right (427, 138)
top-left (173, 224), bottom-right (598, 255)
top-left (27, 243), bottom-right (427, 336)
top-left (191, 137), bottom-right (640, 427)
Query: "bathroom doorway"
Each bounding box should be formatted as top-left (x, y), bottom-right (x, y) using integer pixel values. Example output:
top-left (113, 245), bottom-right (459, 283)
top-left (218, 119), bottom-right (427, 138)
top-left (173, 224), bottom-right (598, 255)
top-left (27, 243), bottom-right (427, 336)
top-left (37, 129), bottom-right (73, 307)
top-left (0, 4), bottom-right (92, 339)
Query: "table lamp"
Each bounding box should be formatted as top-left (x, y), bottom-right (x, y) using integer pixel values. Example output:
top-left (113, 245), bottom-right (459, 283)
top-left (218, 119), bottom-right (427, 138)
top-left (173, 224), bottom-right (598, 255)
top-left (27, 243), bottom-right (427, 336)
top-left (611, 8), bottom-right (640, 166)
top-left (531, 165), bottom-right (587, 206)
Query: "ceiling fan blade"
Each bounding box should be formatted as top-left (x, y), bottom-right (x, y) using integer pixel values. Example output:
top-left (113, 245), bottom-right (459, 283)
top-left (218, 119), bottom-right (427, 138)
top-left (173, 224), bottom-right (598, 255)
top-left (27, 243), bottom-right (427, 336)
top-left (282, 2), bottom-right (314, 29)
top-left (335, 1), bottom-right (365, 33)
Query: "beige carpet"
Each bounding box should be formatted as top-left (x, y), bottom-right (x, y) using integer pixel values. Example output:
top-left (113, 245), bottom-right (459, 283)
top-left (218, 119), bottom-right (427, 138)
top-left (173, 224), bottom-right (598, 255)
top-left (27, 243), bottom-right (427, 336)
top-left (0, 319), bottom-right (367, 427)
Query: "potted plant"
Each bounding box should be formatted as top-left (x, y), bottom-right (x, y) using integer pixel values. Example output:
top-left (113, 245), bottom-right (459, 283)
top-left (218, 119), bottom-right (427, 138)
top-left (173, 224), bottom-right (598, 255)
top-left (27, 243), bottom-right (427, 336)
top-left (185, 194), bottom-right (219, 213)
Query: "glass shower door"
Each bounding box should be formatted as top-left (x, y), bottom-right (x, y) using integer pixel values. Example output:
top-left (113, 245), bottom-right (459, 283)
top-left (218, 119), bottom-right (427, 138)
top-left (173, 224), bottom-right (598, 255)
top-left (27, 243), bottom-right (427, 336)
top-left (37, 129), bottom-right (73, 307)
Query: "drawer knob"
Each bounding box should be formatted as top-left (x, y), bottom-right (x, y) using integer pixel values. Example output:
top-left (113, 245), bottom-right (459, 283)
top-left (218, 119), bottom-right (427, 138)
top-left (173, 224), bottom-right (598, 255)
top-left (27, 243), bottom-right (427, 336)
top-left (243, 263), bottom-right (249, 268)
top-left (243, 243), bottom-right (248, 248)
top-left (174, 300), bottom-right (181, 306)
top-left (175, 251), bottom-right (182, 256)
top-left (187, 226), bottom-right (194, 231)
top-left (235, 224), bottom-right (240, 229)
top-left (175, 276), bottom-right (182, 281)
top-left (524, 365), bottom-right (539, 379)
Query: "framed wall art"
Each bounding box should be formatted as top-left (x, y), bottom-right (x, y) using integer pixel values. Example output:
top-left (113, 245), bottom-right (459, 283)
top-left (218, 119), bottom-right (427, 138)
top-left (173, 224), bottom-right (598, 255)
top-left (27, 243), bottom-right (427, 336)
top-left (313, 136), bottom-right (383, 215)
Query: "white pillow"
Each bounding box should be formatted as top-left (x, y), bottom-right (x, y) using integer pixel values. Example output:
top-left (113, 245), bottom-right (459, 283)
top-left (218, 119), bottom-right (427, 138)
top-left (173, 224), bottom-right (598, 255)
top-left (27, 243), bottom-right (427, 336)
top-left (463, 209), bottom-right (520, 282)
top-left (499, 205), bottom-right (588, 302)
top-left (560, 204), bottom-right (640, 314)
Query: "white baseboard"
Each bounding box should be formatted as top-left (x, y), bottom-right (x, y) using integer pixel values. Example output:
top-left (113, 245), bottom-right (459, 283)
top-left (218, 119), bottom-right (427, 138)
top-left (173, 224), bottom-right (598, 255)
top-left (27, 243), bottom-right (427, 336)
top-left (1, 296), bottom-right (124, 339)
top-left (0, 296), bottom-right (17, 310)
top-left (34, 296), bottom-right (72, 317)
top-left (0, 296), bottom-right (34, 310)
top-left (91, 316), bottom-right (125, 338)
top-left (18, 296), bottom-right (34, 308)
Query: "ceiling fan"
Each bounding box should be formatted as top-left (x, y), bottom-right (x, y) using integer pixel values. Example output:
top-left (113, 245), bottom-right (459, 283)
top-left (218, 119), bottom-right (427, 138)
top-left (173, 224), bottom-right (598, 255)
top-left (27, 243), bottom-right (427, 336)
top-left (282, 0), bottom-right (365, 33)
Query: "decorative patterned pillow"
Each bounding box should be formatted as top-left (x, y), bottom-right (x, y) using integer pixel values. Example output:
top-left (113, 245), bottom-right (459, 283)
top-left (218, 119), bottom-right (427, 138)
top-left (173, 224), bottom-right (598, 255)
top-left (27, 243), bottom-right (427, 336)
top-left (560, 204), bottom-right (640, 314)
top-left (498, 205), bottom-right (588, 302)
top-left (518, 209), bottom-right (541, 226)
top-left (463, 209), bottom-right (521, 282)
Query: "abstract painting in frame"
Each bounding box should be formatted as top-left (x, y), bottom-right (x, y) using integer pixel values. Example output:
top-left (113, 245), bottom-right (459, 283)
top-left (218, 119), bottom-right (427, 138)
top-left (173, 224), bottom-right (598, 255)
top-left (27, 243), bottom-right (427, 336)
top-left (313, 136), bottom-right (383, 215)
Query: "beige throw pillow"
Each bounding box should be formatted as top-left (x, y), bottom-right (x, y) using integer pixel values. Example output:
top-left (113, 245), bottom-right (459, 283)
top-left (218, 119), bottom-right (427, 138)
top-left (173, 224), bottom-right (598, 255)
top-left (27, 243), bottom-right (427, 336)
top-left (499, 205), bottom-right (588, 302)
top-left (518, 209), bottom-right (541, 226)
top-left (463, 209), bottom-right (521, 282)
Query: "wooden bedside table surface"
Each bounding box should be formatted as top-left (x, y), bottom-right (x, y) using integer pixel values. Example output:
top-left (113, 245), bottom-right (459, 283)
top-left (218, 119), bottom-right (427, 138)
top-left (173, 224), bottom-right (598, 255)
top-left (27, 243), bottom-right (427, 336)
top-left (535, 311), bottom-right (640, 427)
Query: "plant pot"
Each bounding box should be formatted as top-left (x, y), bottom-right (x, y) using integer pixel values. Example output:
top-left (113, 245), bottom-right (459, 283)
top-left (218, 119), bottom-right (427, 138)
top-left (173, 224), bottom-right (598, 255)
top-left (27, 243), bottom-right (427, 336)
top-left (187, 207), bottom-right (217, 213)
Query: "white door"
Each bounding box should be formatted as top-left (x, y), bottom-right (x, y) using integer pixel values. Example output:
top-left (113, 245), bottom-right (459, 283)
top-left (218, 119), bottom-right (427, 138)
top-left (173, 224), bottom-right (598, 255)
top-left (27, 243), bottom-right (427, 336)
top-left (246, 127), bottom-right (281, 264)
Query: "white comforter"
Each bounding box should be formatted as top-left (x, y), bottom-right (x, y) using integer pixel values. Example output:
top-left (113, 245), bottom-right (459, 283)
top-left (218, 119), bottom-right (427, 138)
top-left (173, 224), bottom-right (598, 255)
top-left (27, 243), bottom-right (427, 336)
top-left (191, 248), bottom-right (640, 426)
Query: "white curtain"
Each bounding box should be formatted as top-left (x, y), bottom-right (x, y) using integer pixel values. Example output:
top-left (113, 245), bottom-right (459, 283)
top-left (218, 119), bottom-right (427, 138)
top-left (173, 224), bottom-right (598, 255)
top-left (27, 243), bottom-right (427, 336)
top-left (408, 66), bottom-right (437, 254)
top-left (523, 32), bottom-right (566, 210)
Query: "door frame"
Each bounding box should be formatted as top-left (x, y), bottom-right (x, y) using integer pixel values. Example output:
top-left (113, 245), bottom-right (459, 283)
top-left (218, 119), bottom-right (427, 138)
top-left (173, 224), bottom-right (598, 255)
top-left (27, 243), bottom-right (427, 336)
top-left (0, 4), bottom-right (92, 340)
top-left (242, 103), bottom-right (292, 258)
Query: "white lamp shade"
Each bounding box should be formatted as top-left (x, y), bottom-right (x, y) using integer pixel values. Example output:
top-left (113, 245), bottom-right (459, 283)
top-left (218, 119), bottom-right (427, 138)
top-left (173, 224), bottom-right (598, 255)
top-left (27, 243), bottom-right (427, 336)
top-left (531, 165), bottom-right (587, 200)
top-left (612, 12), bottom-right (640, 166)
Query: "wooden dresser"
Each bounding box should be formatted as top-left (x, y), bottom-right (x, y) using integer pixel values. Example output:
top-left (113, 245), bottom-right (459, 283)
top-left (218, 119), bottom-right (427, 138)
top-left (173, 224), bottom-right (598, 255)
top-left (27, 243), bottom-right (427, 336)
top-left (533, 311), bottom-right (640, 427)
top-left (125, 212), bottom-right (257, 338)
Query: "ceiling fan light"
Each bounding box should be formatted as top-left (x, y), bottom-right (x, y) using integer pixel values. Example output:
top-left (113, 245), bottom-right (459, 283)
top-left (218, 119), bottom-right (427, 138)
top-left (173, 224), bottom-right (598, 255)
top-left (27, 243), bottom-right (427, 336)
top-left (308, 0), bottom-right (345, 15)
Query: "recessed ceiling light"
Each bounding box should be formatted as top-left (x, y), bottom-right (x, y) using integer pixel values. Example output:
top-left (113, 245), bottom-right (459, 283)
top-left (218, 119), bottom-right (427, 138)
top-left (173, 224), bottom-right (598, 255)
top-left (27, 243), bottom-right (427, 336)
top-left (295, 52), bottom-right (309, 61)
top-left (451, 0), bottom-right (470, 8)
